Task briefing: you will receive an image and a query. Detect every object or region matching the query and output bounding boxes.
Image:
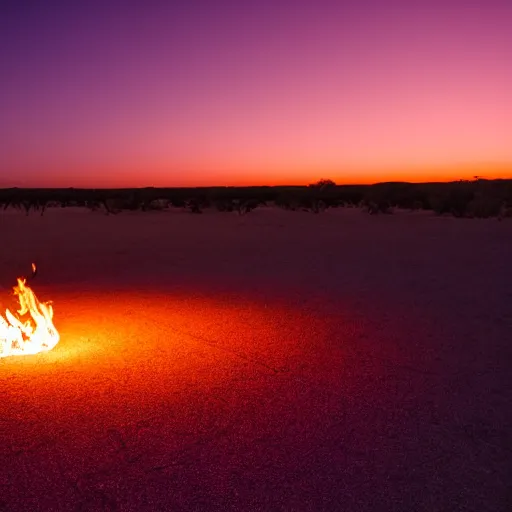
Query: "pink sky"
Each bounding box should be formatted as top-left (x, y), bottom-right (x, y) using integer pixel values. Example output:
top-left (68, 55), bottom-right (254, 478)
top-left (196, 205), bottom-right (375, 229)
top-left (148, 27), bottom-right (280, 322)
top-left (1, 0), bottom-right (511, 187)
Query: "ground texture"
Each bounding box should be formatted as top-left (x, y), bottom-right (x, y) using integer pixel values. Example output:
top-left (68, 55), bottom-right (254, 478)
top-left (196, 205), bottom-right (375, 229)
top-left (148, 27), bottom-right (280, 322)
top-left (1, 207), bottom-right (511, 511)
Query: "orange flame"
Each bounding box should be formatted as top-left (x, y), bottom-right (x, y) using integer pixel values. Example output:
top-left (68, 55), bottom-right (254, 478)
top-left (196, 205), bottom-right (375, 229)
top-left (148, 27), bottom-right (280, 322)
top-left (0, 264), bottom-right (59, 358)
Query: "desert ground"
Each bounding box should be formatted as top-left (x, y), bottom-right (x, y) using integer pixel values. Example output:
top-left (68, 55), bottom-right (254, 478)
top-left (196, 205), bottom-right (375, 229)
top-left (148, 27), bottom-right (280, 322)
top-left (0, 206), bottom-right (510, 511)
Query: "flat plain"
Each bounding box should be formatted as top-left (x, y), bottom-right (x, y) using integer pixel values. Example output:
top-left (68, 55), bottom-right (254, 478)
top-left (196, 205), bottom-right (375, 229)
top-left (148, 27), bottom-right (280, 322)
top-left (1, 206), bottom-right (511, 511)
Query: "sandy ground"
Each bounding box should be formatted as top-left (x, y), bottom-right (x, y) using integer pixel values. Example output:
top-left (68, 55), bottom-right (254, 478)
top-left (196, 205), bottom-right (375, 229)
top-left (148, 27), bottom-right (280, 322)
top-left (0, 206), bottom-right (511, 511)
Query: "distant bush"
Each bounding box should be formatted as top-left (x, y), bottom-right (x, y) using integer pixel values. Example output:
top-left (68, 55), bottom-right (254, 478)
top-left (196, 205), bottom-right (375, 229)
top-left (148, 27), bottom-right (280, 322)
top-left (411, 200), bottom-right (424, 211)
top-left (146, 199), bottom-right (170, 211)
top-left (305, 179), bottom-right (339, 213)
top-left (214, 199), bottom-right (235, 212)
top-left (466, 195), bottom-right (503, 218)
top-left (213, 198), bottom-right (261, 214)
top-left (186, 198), bottom-right (203, 214)
top-left (275, 193), bottom-right (300, 211)
top-left (429, 187), bottom-right (473, 217)
top-left (498, 203), bottom-right (512, 220)
top-left (103, 198), bottom-right (123, 214)
top-left (308, 178), bottom-right (336, 190)
top-left (365, 200), bottom-right (392, 215)
top-left (362, 185), bottom-right (394, 214)
top-left (237, 199), bottom-right (261, 215)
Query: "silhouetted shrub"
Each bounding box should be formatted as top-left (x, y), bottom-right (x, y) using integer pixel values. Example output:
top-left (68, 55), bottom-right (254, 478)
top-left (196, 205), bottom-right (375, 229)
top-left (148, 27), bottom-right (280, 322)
top-left (430, 186), bottom-right (473, 217)
top-left (366, 200), bottom-right (392, 215)
top-left (411, 200), bottom-right (424, 211)
top-left (146, 199), bottom-right (170, 211)
top-left (466, 195), bottom-right (503, 218)
top-left (186, 199), bottom-right (203, 214)
top-left (308, 178), bottom-right (336, 190)
top-left (214, 200), bottom-right (234, 212)
top-left (237, 199), bottom-right (261, 215)
top-left (275, 193), bottom-right (299, 211)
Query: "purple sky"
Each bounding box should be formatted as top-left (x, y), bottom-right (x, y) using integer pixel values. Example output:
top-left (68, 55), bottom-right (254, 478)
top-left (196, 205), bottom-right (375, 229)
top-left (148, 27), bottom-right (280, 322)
top-left (1, 0), bottom-right (511, 187)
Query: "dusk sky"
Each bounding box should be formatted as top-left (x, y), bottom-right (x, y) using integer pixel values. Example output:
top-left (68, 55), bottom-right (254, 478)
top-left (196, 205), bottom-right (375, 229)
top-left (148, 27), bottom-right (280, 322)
top-left (1, 0), bottom-right (510, 187)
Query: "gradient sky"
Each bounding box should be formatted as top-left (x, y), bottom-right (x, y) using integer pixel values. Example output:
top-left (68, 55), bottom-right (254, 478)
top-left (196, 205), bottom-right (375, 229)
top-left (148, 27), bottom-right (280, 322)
top-left (1, 0), bottom-right (511, 187)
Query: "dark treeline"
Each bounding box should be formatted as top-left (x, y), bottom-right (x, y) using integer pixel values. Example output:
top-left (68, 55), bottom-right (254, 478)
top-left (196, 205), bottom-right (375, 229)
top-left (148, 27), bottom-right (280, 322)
top-left (1, 178), bottom-right (511, 219)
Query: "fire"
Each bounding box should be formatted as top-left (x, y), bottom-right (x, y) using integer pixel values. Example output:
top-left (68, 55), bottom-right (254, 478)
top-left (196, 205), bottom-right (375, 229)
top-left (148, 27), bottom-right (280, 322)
top-left (0, 264), bottom-right (59, 358)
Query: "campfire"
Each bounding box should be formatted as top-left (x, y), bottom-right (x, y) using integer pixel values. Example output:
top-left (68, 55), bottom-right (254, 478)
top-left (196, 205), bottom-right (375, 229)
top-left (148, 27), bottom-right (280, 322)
top-left (0, 264), bottom-right (59, 358)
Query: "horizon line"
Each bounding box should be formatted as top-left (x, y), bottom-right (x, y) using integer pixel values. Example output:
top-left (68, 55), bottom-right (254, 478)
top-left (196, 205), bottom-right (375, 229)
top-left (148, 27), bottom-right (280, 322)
top-left (1, 176), bottom-right (511, 191)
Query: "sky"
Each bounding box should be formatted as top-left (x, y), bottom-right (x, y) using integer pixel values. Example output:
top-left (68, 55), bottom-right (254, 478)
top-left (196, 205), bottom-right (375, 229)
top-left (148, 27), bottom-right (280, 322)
top-left (0, 0), bottom-right (511, 187)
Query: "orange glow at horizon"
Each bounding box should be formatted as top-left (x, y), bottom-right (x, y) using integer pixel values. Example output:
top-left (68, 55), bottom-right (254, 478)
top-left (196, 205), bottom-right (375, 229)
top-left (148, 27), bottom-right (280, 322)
top-left (5, 160), bottom-right (510, 189)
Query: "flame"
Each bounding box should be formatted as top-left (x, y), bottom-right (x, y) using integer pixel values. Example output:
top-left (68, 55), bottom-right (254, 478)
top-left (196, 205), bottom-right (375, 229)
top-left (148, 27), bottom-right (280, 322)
top-left (0, 264), bottom-right (59, 358)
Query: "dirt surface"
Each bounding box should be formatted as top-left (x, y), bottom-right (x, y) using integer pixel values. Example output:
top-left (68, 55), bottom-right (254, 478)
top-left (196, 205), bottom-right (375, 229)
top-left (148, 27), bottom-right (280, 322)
top-left (1, 207), bottom-right (511, 511)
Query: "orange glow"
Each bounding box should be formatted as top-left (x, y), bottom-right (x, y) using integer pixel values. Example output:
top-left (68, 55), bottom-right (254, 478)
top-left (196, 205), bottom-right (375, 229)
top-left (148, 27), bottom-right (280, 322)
top-left (0, 264), bottom-right (59, 358)
top-left (10, 160), bottom-right (510, 189)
